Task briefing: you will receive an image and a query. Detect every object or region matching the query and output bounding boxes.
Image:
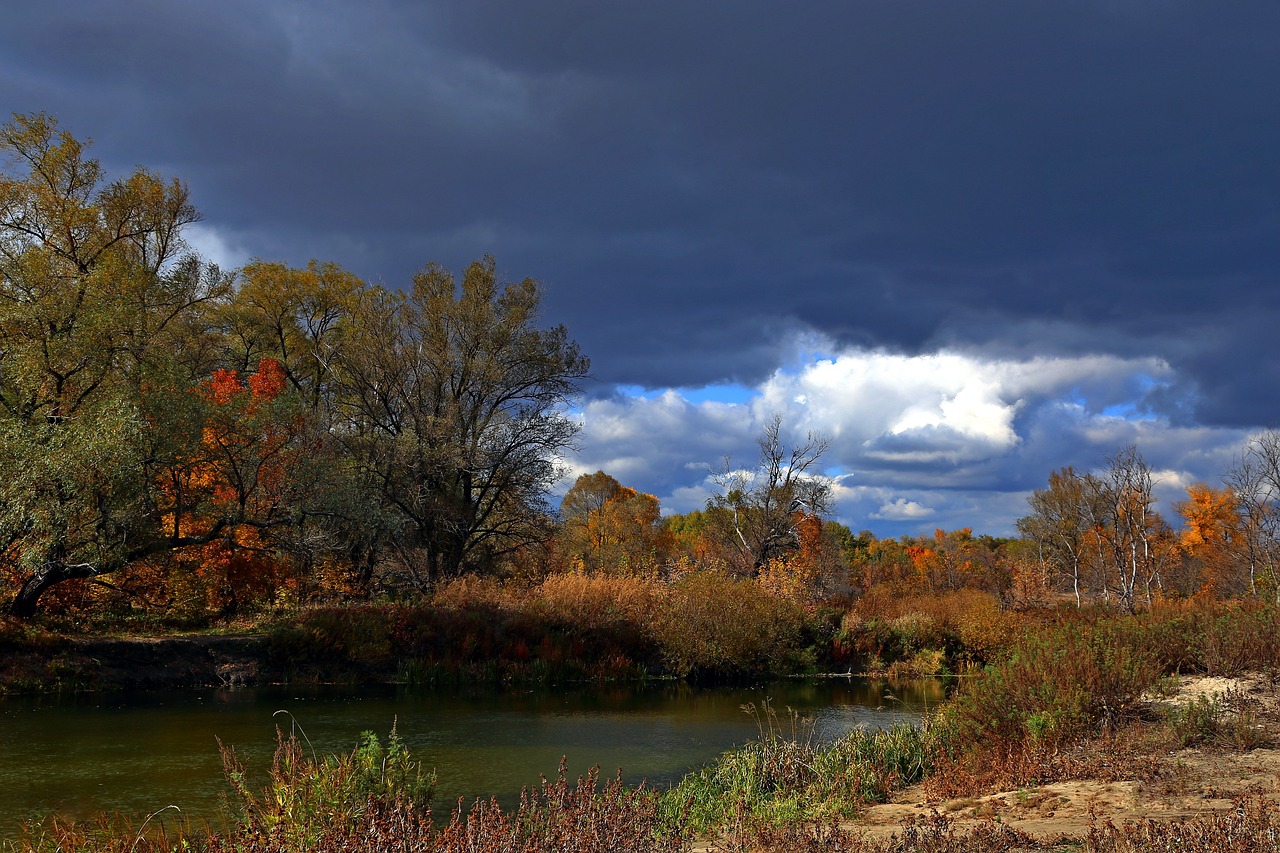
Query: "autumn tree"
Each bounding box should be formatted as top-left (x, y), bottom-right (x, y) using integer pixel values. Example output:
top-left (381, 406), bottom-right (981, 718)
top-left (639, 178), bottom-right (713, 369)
top-left (558, 471), bottom-right (670, 572)
top-left (0, 113), bottom-right (234, 616)
top-left (219, 260), bottom-right (365, 413)
top-left (1099, 446), bottom-right (1175, 609)
top-left (336, 256), bottom-right (589, 586)
top-left (1176, 483), bottom-right (1248, 597)
top-left (1018, 447), bottom-right (1174, 610)
top-left (1017, 466), bottom-right (1108, 606)
top-left (707, 414), bottom-right (832, 574)
top-left (144, 358), bottom-right (326, 613)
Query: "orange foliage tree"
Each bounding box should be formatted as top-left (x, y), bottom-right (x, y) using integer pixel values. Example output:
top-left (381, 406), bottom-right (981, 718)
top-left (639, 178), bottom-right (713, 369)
top-left (1176, 483), bottom-right (1247, 598)
top-left (557, 471), bottom-right (672, 573)
top-left (151, 358), bottom-right (314, 614)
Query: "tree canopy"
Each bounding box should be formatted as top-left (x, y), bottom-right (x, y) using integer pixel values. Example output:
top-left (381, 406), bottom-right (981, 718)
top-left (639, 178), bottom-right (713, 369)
top-left (0, 114), bottom-right (589, 616)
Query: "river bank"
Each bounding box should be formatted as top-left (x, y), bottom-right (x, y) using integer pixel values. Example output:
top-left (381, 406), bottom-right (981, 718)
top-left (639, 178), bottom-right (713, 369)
top-left (0, 632), bottom-right (269, 692)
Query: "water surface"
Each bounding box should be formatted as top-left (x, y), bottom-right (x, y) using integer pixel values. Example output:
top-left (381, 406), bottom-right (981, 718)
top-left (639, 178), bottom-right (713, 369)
top-left (1, 678), bottom-right (939, 832)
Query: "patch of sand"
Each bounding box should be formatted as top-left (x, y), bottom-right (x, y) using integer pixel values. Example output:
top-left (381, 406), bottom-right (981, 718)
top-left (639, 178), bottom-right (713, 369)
top-left (850, 673), bottom-right (1280, 843)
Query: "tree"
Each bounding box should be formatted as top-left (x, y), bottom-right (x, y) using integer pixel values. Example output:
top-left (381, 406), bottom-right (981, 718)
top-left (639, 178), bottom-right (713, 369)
top-left (0, 113), bottom-right (231, 616)
top-left (1098, 446), bottom-right (1174, 610)
top-left (336, 256), bottom-right (589, 585)
top-left (219, 260), bottom-right (365, 413)
top-left (707, 414), bottom-right (832, 574)
top-left (1017, 447), bottom-right (1174, 610)
top-left (1017, 466), bottom-right (1106, 606)
top-left (1176, 483), bottom-right (1247, 598)
top-left (1225, 429), bottom-right (1280, 600)
top-left (558, 471), bottom-right (670, 572)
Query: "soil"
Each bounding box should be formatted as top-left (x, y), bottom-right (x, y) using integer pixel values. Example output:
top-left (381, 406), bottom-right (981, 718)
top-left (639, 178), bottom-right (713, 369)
top-left (849, 672), bottom-right (1280, 845)
top-left (63, 634), bottom-right (269, 689)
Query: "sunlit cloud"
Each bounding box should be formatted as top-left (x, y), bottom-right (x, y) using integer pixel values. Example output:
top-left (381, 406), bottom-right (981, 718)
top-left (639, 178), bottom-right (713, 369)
top-left (870, 498), bottom-right (934, 521)
top-left (568, 343), bottom-right (1254, 536)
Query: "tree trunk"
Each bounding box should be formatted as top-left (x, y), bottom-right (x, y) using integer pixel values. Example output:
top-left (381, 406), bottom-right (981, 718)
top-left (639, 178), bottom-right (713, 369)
top-left (8, 561), bottom-right (83, 618)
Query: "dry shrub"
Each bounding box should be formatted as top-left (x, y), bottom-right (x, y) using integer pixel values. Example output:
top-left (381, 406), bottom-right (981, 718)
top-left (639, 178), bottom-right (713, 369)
top-left (1086, 792), bottom-right (1280, 852)
top-left (1133, 599), bottom-right (1280, 678)
top-left (924, 719), bottom-right (1164, 800)
top-left (941, 619), bottom-right (1159, 756)
top-left (532, 572), bottom-right (663, 631)
top-left (840, 588), bottom-right (1024, 673)
top-left (655, 571), bottom-right (809, 678)
top-left (432, 574), bottom-right (519, 612)
top-left (723, 810), bottom-right (1040, 852)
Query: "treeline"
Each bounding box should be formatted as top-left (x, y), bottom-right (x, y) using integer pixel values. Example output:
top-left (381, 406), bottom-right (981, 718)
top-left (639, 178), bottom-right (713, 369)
top-left (4, 112), bottom-right (1279, 627)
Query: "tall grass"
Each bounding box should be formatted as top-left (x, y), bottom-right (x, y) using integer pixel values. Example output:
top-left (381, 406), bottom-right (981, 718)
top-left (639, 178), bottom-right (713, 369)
top-left (267, 570), bottom-right (820, 684)
top-left (221, 724), bottom-right (434, 847)
top-left (9, 732), bottom-right (684, 853)
top-left (663, 701), bottom-right (933, 834)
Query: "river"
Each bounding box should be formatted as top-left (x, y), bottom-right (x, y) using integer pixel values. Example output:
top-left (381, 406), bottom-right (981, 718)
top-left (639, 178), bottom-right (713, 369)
top-left (0, 677), bottom-right (940, 833)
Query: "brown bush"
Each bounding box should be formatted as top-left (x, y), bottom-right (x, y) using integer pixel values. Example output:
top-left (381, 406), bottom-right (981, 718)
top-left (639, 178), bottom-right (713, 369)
top-left (654, 571), bottom-right (810, 678)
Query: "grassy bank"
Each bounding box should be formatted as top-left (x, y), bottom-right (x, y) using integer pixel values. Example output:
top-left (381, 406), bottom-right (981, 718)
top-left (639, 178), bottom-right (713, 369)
top-left (8, 580), bottom-right (1280, 847)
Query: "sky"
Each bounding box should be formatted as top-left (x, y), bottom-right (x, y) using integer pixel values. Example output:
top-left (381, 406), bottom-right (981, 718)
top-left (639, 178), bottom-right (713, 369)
top-left (3, 1), bottom-right (1278, 537)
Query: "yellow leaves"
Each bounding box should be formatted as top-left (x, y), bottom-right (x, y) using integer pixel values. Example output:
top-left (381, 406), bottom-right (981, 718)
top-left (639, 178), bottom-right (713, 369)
top-left (558, 471), bottom-right (671, 573)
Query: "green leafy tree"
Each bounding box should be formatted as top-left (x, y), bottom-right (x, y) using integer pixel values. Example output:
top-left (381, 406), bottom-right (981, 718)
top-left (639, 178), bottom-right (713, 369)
top-left (0, 113), bottom-right (229, 616)
top-left (338, 256), bottom-right (589, 586)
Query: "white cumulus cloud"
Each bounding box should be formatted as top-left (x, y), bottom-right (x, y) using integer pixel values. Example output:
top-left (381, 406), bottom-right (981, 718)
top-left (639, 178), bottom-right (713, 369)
top-left (568, 341), bottom-right (1252, 536)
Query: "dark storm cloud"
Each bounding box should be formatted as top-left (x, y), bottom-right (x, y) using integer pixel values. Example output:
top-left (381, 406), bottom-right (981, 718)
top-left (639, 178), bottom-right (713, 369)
top-left (4, 2), bottom-right (1277, 411)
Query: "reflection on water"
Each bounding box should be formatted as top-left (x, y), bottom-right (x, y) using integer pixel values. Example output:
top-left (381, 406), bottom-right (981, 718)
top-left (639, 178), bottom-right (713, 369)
top-left (0, 677), bottom-right (940, 830)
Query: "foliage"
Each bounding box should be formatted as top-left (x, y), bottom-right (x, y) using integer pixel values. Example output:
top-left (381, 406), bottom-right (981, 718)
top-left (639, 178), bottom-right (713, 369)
top-left (705, 414), bottom-right (832, 574)
top-left (940, 618), bottom-right (1160, 752)
top-left (0, 113), bottom-right (229, 616)
top-left (337, 256), bottom-right (589, 587)
top-left (11, 744), bottom-right (682, 853)
top-left (663, 701), bottom-right (933, 836)
top-left (1017, 449), bottom-right (1176, 610)
top-left (267, 571), bottom-right (820, 684)
top-left (833, 587), bottom-right (1020, 675)
top-left (221, 725), bottom-right (434, 848)
top-left (653, 570), bottom-right (810, 678)
top-left (557, 471), bottom-right (671, 573)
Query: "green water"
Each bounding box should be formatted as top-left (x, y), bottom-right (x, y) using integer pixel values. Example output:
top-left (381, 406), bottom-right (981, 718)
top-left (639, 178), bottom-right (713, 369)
top-left (0, 678), bottom-right (939, 833)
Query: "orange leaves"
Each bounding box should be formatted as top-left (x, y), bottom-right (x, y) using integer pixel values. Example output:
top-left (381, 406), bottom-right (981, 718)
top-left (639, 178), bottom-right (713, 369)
top-left (246, 358), bottom-right (287, 401)
top-left (205, 369), bottom-right (243, 405)
top-left (558, 471), bottom-right (672, 573)
top-left (1176, 483), bottom-right (1247, 598)
top-left (203, 358), bottom-right (287, 408)
top-left (145, 357), bottom-right (307, 612)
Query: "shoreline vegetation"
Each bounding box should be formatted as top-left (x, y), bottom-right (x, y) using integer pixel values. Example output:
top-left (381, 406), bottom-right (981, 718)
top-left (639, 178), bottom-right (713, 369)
top-left (7, 591), bottom-right (1280, 850)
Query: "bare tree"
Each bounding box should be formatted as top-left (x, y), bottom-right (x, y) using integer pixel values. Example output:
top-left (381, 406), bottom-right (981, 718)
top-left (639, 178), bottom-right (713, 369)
top-left (1017, 446), bottom-right (1173, 611)
top-left (1226, 429), bottom-right (1280, 601)
top-left (1099, 446), bottom-right (1171, 610)
top-left (1017, 467), bottom-right (1105, 607)
top-left (708, 414), bottom-right (832, 573)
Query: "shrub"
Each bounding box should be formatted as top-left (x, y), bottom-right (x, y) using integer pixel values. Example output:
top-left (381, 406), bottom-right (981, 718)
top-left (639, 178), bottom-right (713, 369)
top-left (664, 702), bottom-right (933, 835)
top-left (941, 619), bottom-right (1160, 753)
top-left (653, 571), bottom-right (809, 678)
top-left (221, 724), bottom-right (434, 848)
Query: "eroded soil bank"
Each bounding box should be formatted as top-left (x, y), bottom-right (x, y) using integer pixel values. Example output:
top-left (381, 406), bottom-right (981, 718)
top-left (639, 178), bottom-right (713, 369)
top-left (3, 634), bottom-right (268, 691)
